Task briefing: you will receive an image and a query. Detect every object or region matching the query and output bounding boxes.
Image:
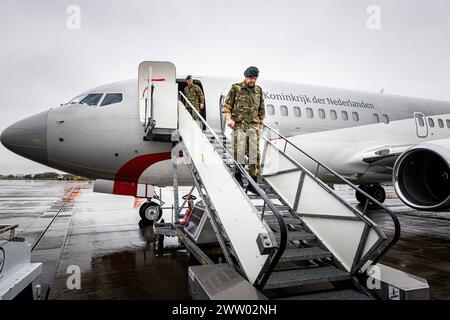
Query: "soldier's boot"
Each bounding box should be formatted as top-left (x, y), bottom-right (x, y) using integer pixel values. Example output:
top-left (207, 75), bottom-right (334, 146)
top-left (245, 163), bottom-right (260, 194)
top-left (234, 171), bottom-right (243, 187)
top-left (246, 175), bottom-right (259, 195)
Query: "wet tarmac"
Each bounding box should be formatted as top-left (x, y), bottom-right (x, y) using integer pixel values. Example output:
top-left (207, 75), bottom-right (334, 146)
top-left (0, 180), bottom-right (449, 300)
top-left (0, 181), bottom-right (192, 299)
top-left (336, 185), bottom-right (450, 300)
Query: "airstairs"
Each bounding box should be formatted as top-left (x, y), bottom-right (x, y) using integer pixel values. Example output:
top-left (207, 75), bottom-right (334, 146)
top-left (139, 62), bottom-right (403, 300)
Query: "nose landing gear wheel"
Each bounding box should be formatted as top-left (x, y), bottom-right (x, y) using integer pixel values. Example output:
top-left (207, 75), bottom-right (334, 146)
top-left (139, 201), bottom-right (163, 224)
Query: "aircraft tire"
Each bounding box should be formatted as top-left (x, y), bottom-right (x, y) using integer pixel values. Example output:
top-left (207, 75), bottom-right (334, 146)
top-left (355, 185), bottom-right (386, 206)
top-left (355, 185), bottom-right (370, 204)
top-left (139, 201), bottom-right (163, 224)
top-left (368, 185), bottom-right (386, 204)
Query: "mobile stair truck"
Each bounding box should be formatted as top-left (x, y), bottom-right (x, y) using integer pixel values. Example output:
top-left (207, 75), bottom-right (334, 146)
top-left (140, 61), bottom-right (429, 300)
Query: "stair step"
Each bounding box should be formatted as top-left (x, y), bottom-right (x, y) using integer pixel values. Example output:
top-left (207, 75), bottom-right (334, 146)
top-left (264, 266), bottom-right (351, 290)
top-left (256, 204), bottom-right (290, 212)
top-left (274, 230), bottom-right (316, 242)
top-left (280, 247), bottom-right (332, 262)
top-left (265, 216), bottom-right (302, 226)
top-left (261, 210), bottom-right (291, 216)
top-left (210, 136), bottom-right (226, 140)
top-left (215, 145), bottom-right (228, 149)
top-left (238, 182), bottom-right (273, 191)
top-left (278, 289), bottom-right (371, 300)
top-left (257, 183), bottom-right (273, 189)
top-left (247, 193), bottom-right (279, 200)
top-left (205, 132), bottom-right (225, 136)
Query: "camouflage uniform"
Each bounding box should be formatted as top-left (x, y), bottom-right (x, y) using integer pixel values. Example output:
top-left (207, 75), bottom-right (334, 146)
top-left (184, 84), bottom-right (205, 120)
top-left (222, 82), bottom-right (265, 179)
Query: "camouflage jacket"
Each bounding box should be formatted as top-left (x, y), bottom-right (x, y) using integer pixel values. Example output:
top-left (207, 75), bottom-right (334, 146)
top-left (184, 84), bottom-right (205, 110)
top-left (222, 82), bottom-right (265, 129)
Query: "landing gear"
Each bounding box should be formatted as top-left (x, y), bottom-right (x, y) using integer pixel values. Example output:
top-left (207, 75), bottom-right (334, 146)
top-left (139, 201), bottom-right (162, 224)
top-left (355, 184), bottom-right (386, 206)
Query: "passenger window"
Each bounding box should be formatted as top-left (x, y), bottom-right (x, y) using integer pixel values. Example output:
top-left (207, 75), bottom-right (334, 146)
top-left (100, 93), bottom-right (123, 106)
top-left (373, 113), bottom-right (380, 123)
top-left (330, 110), bottom-right (337, 120)
top-left (428, 118), bottom-right (435, 127)
top-left (80, 93), bottom-right (103, 106)
top-left (293, 106), bottom-right (301, 118)
top-left (352, 112), bottom-right (359, 122)
top-left (267, 104), bottom-right (275, 115)
top-left (447, 119), bottom-right (450, 128)
top-left (382, 114), bottom-right (389, 124)
top-left (306, 108), bottom-right (314, 118)
top-left (341, 111), bottom-right (348, 121)
top-left (318, 109), bottom-right (325, 119)
top-left (417, 117), bottom-right (425, 127)
top-left (438, 119), bottom-right (444, 128)
top-left (280, 105), bottom-right (288, 117)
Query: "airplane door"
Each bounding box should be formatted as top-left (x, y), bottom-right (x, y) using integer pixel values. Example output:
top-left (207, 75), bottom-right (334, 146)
top-left (138, 61), bottom-right (177, 129)
top-left (414, 112), bottom-right (428, 138)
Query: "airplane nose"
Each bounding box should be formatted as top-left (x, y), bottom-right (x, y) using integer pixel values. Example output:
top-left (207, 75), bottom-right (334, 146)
top-left (1, 110), bottom-right (49, 165)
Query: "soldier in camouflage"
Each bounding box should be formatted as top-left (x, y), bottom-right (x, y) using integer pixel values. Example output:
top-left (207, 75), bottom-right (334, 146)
top-left (221, 66), bottom-right (265, 193)
top-left (184, 75), bottom-right (205, 124)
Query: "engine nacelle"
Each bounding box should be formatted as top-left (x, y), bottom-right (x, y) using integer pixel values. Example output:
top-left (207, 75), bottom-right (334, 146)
top-left (393, 139), bottom-right (450, 211)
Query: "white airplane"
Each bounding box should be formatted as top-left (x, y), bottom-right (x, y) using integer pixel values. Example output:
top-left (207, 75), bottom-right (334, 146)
top-left (2, 73), bottom-right (449, 223)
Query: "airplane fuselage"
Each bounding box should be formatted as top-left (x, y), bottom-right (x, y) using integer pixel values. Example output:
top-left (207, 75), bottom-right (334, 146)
top-left (2, 76), bottom-right (450, 194)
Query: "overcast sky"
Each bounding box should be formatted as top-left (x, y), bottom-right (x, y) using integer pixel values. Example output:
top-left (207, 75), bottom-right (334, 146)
top-left (0, 0), bottom-right (449, 174)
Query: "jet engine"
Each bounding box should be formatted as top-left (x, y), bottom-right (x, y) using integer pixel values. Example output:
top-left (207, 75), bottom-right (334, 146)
top-left (393, 139), bottom-right (450, 211)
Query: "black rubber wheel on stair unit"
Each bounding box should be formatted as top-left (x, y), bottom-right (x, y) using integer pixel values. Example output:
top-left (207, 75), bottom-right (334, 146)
top-left (139, 201), bottom-right (163, 224)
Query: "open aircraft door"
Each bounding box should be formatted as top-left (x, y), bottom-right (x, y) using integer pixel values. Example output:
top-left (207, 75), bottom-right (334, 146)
top-left (138, 61), bottom-right (177, 139)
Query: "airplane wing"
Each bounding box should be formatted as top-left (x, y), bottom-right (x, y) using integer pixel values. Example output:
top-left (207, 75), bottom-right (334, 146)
top-left (282, 117), bottom-right (450, 211)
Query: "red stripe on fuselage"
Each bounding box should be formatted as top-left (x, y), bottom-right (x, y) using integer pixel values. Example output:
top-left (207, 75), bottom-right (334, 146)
top-left (113, 152), bottom-right (172, 196)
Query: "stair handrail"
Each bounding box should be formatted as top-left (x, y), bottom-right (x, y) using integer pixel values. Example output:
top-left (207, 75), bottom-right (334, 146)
top-left (262, 124), bottom-right (401, 269)
top-left (178, 92), bottom-right (287, 288)
top-left (0, 224), bottom-right (19, 240)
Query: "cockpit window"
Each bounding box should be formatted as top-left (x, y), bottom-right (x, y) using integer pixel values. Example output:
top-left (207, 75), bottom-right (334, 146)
top-left (100, 93), bottom-right (123, 106)
top-left (65, 94), bottom-right (87, 105)
top-left (80, 93), bottom-right (103, 106)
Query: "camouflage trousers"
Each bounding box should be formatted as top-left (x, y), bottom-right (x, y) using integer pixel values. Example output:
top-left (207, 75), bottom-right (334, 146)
top-left (188, 104), bottom-right (201, 120)
top-left (232, 127), bottom-right (260, 179)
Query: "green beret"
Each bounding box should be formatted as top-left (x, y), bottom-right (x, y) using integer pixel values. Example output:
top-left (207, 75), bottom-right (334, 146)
top-left (244, 66), bottom-right (259, 77)
top-left (186, 75), bottom-right (192, 80)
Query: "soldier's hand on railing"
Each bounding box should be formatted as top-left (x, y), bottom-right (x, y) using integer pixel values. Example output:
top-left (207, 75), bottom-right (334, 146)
top-left (200, 103), bottom-right (204, 110)
top-left (226, 119), bottom-right (235, 129)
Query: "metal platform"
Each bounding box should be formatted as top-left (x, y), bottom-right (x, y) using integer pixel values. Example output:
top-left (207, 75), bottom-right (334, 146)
top-left (0, 225), bottom-right (42, 300)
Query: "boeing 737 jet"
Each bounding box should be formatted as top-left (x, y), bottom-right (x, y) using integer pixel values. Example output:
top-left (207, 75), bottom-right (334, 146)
top-left (2, 66), bottom-right (449, 223)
